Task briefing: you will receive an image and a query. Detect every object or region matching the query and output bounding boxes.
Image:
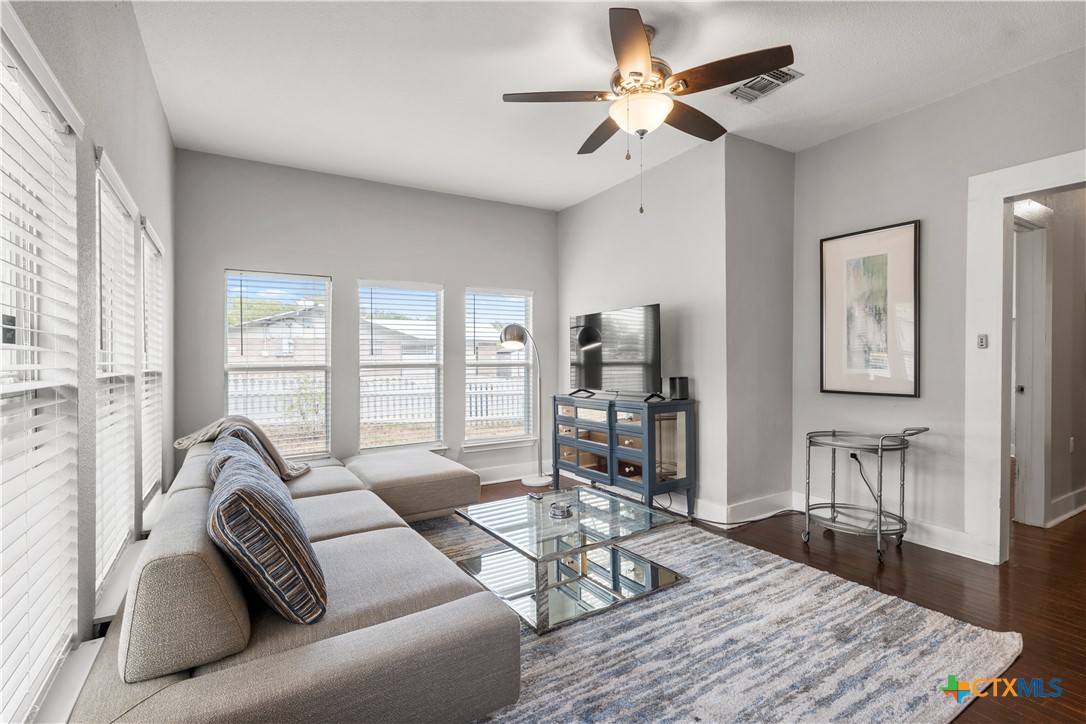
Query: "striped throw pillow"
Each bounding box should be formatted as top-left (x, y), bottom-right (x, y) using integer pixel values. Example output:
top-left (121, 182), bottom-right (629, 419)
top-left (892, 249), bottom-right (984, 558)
top-left (208, 455), bottom-right (327, 624)
top-left (207, 435), bottom-right (274, 484)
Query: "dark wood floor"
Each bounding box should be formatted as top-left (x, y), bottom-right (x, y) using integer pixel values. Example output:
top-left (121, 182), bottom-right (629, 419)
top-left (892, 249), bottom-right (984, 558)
top-left (481, 479), bottom-right (1086, 722)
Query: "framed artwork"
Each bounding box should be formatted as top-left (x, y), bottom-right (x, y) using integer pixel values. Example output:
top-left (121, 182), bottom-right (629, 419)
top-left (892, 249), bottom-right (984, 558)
top-left (821, 220), bottom-right (920, 397)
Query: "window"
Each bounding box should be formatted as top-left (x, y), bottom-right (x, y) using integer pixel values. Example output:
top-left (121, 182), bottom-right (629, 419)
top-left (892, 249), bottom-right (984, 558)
top-left (95, 152), bottom-right (137, 592)
top-left (465, 289), bottom-right (533, 441)
top-left (359, 282), bottom-right (442, 449)
top-left (0, 34), bottom-right (79, 724)
top-left (141, 224), bottom-right (164, 499)
top-left (225, 271), bottom-right (330, 458)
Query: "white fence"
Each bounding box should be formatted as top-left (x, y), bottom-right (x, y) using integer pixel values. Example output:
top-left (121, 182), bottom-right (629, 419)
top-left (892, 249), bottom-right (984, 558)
top-left (227, 373), bottom-right (528, 425)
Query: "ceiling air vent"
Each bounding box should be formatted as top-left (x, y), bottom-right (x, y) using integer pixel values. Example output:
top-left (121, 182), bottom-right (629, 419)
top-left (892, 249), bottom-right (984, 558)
top-left (729, 68), bottom-right (804, 103)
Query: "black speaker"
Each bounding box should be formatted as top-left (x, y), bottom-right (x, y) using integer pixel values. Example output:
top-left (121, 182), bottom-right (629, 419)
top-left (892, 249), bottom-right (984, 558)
top-left (669, 377), bottom-right (689, 400)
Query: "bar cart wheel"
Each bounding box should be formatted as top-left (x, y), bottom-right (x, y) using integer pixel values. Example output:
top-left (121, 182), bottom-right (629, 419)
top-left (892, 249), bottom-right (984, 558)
top-left (801, 530), bottom-right (810, 543)
top-left (896, 535), bottom-right (904, 547)
top-left (877, 549), bottom-right (884, 563)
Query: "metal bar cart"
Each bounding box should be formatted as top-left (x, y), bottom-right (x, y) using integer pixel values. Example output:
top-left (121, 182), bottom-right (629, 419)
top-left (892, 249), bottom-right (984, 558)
top-left (803, 427), bottom-right (929, 562)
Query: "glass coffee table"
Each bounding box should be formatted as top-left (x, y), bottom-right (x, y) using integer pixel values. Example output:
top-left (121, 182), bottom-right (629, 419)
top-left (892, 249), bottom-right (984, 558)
top-left (455, 487), bottom-right (686, 634)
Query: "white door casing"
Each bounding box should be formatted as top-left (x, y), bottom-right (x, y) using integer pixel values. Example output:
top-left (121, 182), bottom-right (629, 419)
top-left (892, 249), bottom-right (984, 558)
top-left (964, 149), bottom-right (1084, 564)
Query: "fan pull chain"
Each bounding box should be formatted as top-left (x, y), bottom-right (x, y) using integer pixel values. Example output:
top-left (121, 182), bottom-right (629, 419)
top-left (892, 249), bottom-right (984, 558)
top-left (639, 132), bottom-right (644, 214)
top-left (625, 95), bottom-right (631, 161)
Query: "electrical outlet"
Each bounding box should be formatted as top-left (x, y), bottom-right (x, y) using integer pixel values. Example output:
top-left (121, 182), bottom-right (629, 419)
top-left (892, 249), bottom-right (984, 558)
top-left (977, 334), bottom-right (989, 349)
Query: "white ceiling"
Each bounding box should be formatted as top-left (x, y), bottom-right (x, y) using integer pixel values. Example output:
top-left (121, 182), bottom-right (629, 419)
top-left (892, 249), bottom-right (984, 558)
top-left (133, 2), bottom-right (1085, 211)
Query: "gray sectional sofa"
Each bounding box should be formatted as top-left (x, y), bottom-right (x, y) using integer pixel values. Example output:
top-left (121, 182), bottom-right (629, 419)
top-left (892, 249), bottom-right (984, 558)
top-left (71, 446), bottom-right (521, 722)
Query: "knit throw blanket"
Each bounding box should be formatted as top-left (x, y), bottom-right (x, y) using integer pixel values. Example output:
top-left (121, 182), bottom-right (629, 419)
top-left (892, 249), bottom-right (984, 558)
top-left (174, 416), bottom-right (310, 480)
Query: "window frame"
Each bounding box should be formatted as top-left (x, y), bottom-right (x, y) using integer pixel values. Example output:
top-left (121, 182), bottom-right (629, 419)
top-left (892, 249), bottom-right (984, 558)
top-left (140, 219), bottom-right (165, 503)
top-left (358, 280), bottom-right (444, 451)
top-left (464, 287), bottom-right (535, 445)
top-left (94, 148), bottom-right (138, 595)
top-left (223, 269), bottom-right (332, 460)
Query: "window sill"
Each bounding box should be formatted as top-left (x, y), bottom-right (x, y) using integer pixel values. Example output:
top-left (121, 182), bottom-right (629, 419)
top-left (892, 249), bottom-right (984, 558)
top-left (34, 637), bottom-right (104, 724)
top-left (94, 540), bottom-right (146, 625)
top-left (461, 436), bottom-right (537, 453)
top-left (355, 442), bottom-right (450, 456)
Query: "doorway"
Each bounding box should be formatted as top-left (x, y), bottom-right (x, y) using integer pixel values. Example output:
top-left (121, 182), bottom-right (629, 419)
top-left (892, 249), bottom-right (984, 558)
top-left (1008, 186), bottom-right (1086, 532)
top-left (1010, 220), bottom-right (1051, 526)
top-left (963, 150), bottom-right (1084, 564)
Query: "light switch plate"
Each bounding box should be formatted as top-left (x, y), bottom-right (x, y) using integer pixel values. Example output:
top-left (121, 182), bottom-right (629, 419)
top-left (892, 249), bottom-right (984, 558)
top-left (977, 334), bottom-right (989, 349)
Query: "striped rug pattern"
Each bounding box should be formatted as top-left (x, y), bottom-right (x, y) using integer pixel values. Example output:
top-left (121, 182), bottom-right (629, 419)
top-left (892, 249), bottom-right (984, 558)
top-left (414, 517), bottom-right (1021, 723)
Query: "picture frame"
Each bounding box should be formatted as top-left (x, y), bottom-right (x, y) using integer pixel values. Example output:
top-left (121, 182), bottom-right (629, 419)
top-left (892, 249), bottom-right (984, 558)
top-left (820, 220), bottom-right (920, 397)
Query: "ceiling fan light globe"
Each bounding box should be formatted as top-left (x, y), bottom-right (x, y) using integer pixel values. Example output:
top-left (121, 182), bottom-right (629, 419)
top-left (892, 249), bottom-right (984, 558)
top-left (608, 92), bottom-right (674, 136)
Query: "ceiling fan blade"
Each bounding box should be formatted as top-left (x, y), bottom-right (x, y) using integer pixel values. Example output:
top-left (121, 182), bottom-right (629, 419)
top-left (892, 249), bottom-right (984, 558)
top-left (664, 45), bottom-right (794, 96)
top-left (503, 91), bottom-right (615, 103)
top-left (578, 117), bottom-right (620, 155)
top-left (664, 100), bottom-right (727, 142)
top-left (609, 8), bottom-right (652, 84)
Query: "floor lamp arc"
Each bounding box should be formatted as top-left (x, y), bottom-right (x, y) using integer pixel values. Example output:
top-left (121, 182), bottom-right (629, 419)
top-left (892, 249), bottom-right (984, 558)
top-left (499, 323), bottom-right (551, 487)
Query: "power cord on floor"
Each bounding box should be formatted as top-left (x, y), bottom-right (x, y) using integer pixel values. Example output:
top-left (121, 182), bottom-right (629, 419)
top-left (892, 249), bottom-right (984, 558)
top-left (693, 509), bottom-right (804, 532)
top-left (625, 484), bottom-right (801, 531)
top-left (649, 492), bottom-right (803, 531)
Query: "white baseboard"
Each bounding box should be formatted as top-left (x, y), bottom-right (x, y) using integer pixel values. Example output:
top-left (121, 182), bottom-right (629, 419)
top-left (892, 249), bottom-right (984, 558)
top-left (722, 490), bottom-right (796, 524)
top-left (476, 461), bottom-right (552, 485)
top-left (1046, 490), bottom-right (1086, 527)
top-left (791, 492), bottom-right (1001, 564)
top-left (689, 496), bottom-right (729, 523)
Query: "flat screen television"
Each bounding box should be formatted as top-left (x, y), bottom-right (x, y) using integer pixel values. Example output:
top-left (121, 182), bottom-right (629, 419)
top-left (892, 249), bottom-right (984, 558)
top-left (570, 303), bottom-right (662, 394)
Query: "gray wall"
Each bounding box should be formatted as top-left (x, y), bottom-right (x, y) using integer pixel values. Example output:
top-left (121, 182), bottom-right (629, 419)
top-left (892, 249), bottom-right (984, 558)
top-left (557, 138), bottom-right (796, 518)
top-left (557, 142), bottom-right (729, 514)
top-left (791, 48), bottom-right (1086, 548)
top-left (723, 136), bottom-right (796, 511)
top-left (173, 150), bottom-right (559, 480)
top-left (12, 1), bottom-right (175, 640)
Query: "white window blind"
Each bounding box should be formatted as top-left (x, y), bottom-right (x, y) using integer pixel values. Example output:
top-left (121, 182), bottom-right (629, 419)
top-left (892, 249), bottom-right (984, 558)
top-left (359, 282), bottom-right (442, 449)
top-left (225, 271), bottom-right (330, 458)
top-left (140, 225), bottom-right (164, 498)
top-left (465, 289), bottom-right (533, 441)
top-left (0, 38), bottom-right (79, 724)
top-left (95, 158), bottom-right (136, 593)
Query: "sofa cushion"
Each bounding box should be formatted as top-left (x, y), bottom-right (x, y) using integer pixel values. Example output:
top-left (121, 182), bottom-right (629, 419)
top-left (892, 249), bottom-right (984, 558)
top-left (72, 594), bottom-right (191, 722)
top-left (344, 450), bottom-right (480, 518)
top-left (209, 456), bottom-right (327, 625)
top-left (286, 466), bottom-right (366, 499)
top-left (293, 490), bottom-right (408, 542)
top-left (186, 440), bottom-right (214, 461)
top-left (117, 488), bottom-right (250, 683)
top-left (167, 454), bottom-right (214, 497)
top-left (308, 456), bottom-right (344, 468)
top-left (195, 527), bottom-right (484, 675)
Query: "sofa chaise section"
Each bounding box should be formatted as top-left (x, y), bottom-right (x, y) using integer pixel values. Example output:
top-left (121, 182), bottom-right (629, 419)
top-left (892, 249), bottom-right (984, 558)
top-left (344, 449), bottom-right (481, 522)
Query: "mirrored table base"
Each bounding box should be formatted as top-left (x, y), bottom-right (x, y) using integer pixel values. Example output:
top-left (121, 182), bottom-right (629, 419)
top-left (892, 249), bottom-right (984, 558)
top-left (457, 544), bottom-right (686, 634)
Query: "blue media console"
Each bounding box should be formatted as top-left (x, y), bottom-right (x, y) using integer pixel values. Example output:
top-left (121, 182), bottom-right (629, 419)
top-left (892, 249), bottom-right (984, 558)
top-left (552, 394), bottom-right (697, 516)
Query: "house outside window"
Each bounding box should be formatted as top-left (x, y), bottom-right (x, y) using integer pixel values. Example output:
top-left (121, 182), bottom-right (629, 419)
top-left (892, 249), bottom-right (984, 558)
top-left (224, 271), bottom-right (331, 458)
top-left (359, 282), bottom-right (443, 449)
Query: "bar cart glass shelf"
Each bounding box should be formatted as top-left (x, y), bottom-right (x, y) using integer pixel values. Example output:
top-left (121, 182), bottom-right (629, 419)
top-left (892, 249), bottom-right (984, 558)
top-left (803, 428), bottom-right (929, 562)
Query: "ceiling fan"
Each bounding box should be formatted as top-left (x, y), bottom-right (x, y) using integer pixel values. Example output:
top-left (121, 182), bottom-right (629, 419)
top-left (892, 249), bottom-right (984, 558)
top-left (503, 7), bottom-right (794, 154)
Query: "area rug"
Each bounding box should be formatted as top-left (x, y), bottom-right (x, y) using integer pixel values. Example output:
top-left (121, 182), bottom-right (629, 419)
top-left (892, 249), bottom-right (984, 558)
top-left (412, 517), bottom-right (1022, 723)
